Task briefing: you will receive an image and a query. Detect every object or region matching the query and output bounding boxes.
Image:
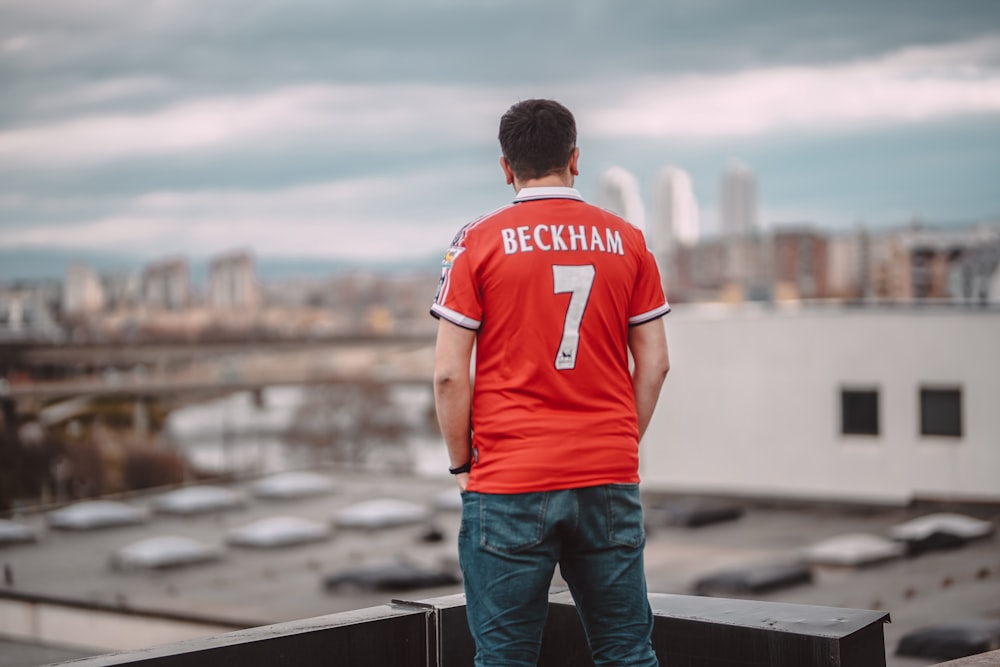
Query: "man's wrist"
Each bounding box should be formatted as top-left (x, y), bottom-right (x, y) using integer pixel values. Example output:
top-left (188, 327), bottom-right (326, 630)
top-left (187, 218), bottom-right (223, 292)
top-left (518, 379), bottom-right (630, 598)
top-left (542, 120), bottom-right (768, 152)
top-left (448, 461), bottom-right (471, 475)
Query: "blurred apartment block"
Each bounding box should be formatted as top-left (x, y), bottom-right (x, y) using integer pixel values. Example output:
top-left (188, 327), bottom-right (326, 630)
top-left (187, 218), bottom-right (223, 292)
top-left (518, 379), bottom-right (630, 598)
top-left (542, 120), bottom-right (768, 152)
top-left (0, 281), bottom-right (61, 342)
top-left (141, 256), bottom-right (191, 312)
top-left (62, 263), bottom-right (105, 318)
top-left (206, 250), bottom-right (258, 310)
top-left (720, 161), bottom-right (758, 238)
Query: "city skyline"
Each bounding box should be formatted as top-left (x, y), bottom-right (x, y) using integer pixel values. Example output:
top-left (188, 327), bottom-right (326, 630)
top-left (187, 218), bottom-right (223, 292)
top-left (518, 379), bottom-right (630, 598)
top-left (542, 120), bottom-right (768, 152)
top-left (1, 1), bottom-right (999, 265)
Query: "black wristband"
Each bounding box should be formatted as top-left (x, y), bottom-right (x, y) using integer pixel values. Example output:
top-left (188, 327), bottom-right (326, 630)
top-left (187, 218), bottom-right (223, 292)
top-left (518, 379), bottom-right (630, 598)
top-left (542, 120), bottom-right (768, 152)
top-left (449, 461), bottom-right (471, 475)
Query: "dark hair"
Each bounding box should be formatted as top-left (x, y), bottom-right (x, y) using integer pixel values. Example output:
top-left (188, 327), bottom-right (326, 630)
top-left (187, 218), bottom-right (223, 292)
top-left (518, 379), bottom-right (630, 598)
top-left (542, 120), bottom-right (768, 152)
top-left (498, 99), bottom-right (577, 181)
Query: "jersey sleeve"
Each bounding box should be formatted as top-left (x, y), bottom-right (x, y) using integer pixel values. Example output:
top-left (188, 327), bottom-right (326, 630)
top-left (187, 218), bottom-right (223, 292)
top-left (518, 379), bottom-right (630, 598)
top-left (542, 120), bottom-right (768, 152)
top-left (629, 240), bottom-right (671, 326)
top-left (430, 242), bottom-right (482, 330)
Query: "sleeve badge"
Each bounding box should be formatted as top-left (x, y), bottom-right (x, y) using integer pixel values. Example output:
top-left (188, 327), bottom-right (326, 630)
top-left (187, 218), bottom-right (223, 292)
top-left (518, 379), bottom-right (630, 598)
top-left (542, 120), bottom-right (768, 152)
top-left (441, 246), bottom-right (466, 268)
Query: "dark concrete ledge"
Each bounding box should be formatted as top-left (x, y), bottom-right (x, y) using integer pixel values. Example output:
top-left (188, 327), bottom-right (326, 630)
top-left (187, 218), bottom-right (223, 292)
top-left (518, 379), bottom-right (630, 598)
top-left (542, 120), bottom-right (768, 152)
top-left (51, 602), bottom-right (431, 667)
top-left (54, 592), bottom-right (892, 667)
top-left (542, 592), bottom-right (890, 667)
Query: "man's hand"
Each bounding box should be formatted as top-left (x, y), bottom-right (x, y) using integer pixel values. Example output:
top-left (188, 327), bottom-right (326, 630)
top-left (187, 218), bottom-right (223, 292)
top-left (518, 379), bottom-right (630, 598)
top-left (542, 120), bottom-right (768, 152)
top-left (454, 472), bottom-right (469, 492)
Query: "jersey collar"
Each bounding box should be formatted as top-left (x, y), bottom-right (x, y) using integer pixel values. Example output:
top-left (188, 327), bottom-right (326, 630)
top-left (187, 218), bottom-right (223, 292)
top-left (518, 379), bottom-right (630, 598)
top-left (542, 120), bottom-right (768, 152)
top-left (513, 186), bottom-right (584, 203)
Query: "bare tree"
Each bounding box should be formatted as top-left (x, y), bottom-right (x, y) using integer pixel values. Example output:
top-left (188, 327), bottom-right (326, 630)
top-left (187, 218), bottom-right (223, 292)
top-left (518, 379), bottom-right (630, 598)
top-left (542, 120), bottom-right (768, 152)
top-left (285, 381), bottom-right (410, 470)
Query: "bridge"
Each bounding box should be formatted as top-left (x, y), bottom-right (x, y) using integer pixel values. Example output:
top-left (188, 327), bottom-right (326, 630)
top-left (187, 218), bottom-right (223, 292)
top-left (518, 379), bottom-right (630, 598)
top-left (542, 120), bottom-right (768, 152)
top-left (1, 372), bottom-right (430, 402)
top-left (0, 331), bottom-right (436, 373)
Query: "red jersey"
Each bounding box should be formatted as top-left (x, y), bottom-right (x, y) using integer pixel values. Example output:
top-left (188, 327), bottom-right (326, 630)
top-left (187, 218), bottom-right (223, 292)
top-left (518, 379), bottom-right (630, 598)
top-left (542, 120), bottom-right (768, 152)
top-left (431, 186), bottom-right (669, 493)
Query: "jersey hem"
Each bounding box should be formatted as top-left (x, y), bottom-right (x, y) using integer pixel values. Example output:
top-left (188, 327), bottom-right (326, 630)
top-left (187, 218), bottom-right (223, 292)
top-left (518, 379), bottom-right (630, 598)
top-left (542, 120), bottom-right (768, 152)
top-left (466, 476), bottom-right (642, 495)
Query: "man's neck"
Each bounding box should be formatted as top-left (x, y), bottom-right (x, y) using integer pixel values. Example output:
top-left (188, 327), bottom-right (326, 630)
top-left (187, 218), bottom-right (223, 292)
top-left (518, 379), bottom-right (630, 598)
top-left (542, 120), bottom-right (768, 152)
top-left (513, 171), bottom-right (574, 192)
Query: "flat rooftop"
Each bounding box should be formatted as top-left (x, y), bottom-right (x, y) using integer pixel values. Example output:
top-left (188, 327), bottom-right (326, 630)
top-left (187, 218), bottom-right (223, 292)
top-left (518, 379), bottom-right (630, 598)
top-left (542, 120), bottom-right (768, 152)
top-left (1, 470), bottom-right (998, 667)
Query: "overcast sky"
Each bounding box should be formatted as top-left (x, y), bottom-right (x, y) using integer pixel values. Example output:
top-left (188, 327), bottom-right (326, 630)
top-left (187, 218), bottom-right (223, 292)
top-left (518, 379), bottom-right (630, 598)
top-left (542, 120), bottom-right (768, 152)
top-left (2, 0), bottom-right (999, 266)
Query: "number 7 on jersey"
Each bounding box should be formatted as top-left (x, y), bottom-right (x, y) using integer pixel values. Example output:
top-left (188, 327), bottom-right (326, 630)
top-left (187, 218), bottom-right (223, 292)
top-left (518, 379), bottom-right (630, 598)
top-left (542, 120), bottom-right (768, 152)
top-left (552, 264), bottom-right (595, 370)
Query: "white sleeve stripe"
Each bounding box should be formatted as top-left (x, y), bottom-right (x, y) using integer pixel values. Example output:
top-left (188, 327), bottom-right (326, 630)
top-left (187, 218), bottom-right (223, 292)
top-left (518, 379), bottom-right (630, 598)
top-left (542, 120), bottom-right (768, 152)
top-left (430, 303), bottom-right (481, 330)
top-left (629, 303), bottom-right (671, 325)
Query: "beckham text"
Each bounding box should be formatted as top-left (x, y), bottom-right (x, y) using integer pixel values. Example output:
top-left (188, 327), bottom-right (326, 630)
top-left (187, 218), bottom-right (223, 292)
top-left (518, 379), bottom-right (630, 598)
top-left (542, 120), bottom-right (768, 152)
top-left (501, 225), bottom-right (624, 256)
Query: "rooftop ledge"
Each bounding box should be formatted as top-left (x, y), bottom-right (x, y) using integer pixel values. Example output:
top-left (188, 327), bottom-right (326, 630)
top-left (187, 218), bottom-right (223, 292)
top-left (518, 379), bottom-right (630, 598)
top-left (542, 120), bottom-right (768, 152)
top-left (53, 591), bottom-right (893, 667)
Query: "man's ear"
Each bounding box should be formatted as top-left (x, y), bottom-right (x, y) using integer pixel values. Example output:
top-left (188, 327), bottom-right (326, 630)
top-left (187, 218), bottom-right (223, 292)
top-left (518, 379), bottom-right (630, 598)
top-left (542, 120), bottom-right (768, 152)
top-left (569, 147), bottom-right (580, 177)
top-left (499, 156), bottom-right (515, 185)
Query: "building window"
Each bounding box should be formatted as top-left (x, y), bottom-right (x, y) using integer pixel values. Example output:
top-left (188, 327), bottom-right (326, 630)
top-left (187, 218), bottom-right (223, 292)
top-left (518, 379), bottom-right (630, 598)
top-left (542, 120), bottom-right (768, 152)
top-left (841, 388), bottom-right (879, 436)
top-left (920, 387), bottom-right (962, 438)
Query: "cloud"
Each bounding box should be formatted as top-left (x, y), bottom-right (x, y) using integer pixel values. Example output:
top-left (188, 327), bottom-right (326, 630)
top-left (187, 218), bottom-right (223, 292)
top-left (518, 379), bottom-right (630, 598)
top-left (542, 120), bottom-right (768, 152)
top-left (584, 37), bottom-right (1000, 139)
top-left (0, 169), bottom-right (485, 259)
top-left (1, 212), bottom-right (459, 261)
top-left (4, 36), bottom-right (998, 172)
top-left (6, 0), bottom-right (998, 91)
top-left (33, 76), bottom-right (177, 112)
top-left (0, 83), bottom-right (507, 168)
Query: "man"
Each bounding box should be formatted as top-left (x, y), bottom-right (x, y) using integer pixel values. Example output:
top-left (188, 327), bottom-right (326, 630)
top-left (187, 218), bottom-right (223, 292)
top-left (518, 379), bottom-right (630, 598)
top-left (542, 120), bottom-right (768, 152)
top-left (431, 99), bottom-right (669, 667)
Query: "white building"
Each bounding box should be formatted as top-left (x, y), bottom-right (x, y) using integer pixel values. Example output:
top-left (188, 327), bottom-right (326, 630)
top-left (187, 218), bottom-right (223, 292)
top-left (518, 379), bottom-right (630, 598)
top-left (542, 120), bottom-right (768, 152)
top-left (597, 166), bottom-right (646, 230)
top-left (141, 257), bottom-right (190, 311)
top-left (62, 263), bottom-right (105, 317)
top-left (0, 284), bottom-right (61, 340)
top-left (101, 271), bottom-right (141, 311)
top-left (642, 304), bottom-right (1000, 505)
top-left (719, 160), bottom-right (758, 239)
top-left (719, 161), bottom-right (759, 288)
top-left (827, 226), bottom-right (871, 299)
top-left (652, 167), bottom-right (700, 249)
top-left (651, 167), bottom-right (700, 292)
top-left (207, 250), bottom-right (258, 310)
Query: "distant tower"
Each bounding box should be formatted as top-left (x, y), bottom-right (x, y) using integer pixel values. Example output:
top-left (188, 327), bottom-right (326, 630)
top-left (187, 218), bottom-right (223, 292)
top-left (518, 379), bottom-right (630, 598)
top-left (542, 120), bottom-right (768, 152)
top-left (207, 250), bottom-right (259, 310)
top-left (720, 160), bottom-right (759, 289)
top-left (720, 160), bottom-right (757, 239)
top-left (652, 167), bottom-right (700, 295)
top-left (652, 167), bottom-right (700, 253)
top-left (597, 166), bottom-right (646, 230)
top-left (63, 263), bottom-right (105, 317)
top-left (142, 256), bottom-right (190, 311)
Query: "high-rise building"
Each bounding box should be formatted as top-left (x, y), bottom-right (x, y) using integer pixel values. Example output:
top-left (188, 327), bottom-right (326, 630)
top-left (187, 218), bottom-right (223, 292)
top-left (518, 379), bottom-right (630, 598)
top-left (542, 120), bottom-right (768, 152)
top-left (651, 167), bottom-right (700, 298)
top-left (597, 166), bottom-right (645, 230)
top-left (207, 250), bottom-right (258, 310)
top-left (719, 160), bottom-right (760, 290)
top-left (141, 257), bottom-right (190, 311)
top-left (720, 160), bottom-right (757, 239)
top-left (652, 167), bottom-right (700, 252)
top-left (1, 282), bottom-right (60, 339)
top-left (63, 263), bottom-right (105, 317)
top-left (101, 271), bottom-right (140, 311)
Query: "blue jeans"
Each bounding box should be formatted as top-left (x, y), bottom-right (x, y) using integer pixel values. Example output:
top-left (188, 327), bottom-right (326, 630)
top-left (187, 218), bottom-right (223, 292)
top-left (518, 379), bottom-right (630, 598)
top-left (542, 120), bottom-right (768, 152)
top-left (459, 484), bottom-right (658, 667)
